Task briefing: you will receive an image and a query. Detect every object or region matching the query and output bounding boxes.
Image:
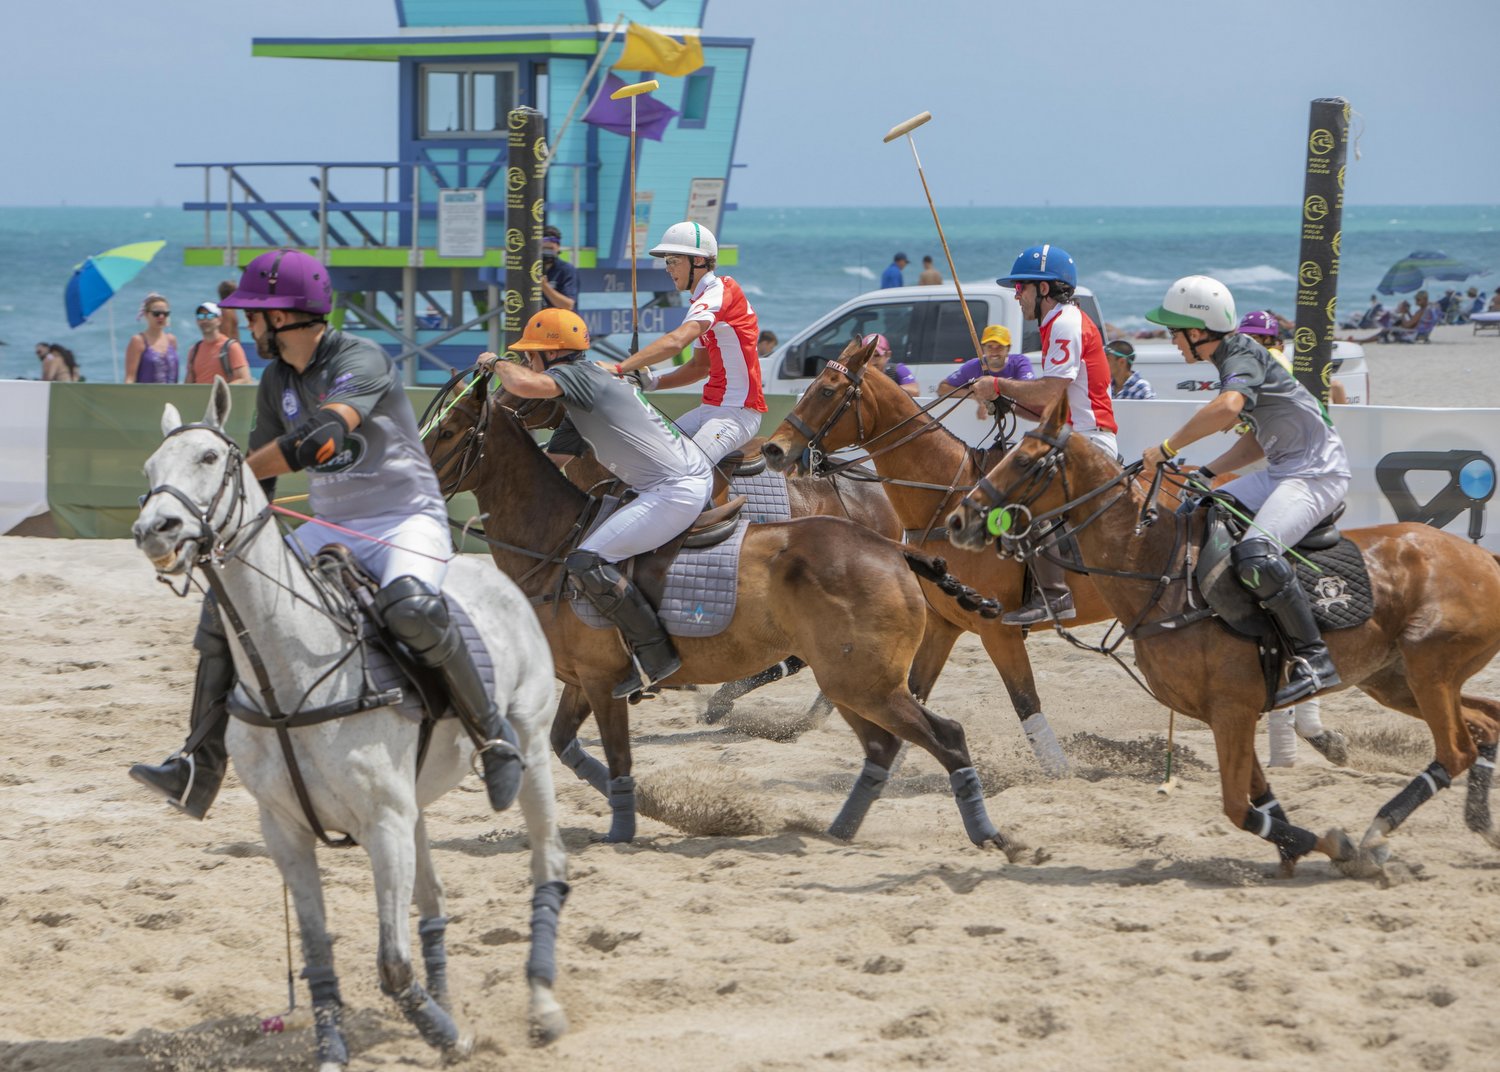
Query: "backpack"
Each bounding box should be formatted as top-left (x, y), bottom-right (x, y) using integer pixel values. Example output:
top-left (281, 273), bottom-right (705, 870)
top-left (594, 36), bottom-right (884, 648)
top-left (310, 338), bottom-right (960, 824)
top-left (189, 337), bottom-right (240, 382)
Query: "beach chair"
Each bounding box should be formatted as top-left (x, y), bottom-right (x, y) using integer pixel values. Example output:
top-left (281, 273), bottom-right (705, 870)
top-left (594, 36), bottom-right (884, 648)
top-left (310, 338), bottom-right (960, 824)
top-left (1471, 312), bottom-right (1500, 336)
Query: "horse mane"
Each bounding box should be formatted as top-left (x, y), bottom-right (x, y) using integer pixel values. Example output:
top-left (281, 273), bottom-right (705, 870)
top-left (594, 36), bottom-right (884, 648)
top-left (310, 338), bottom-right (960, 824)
top-left (484, 399), bottom-right (589, 507)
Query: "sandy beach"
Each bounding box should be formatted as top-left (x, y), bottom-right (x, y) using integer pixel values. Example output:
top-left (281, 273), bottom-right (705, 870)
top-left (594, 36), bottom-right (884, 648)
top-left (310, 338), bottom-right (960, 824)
top-left (4, 323), bottom-right (1500, 1072)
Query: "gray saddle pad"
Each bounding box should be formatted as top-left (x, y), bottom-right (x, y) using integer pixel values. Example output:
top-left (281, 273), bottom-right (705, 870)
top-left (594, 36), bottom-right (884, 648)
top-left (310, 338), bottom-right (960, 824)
top-left (733, 468), bottom-right (791, 523)
top-left (569, 516), bottom-right (751, 638)
top-left (228, 598), bottom-right (495, 726)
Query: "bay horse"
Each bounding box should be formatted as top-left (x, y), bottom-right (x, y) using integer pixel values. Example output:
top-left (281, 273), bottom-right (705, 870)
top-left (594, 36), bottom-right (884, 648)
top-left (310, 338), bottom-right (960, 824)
top-left (424, 372), bottom-right (1024, 857)
top-left (488, 386), bottom-right (902, 723)
top-left (133, 381), bottom-right (570, 1067)
top-left (943, 394), bottom-right (1500, 876)
top-left (762, 337), bottom-right (1118, 777)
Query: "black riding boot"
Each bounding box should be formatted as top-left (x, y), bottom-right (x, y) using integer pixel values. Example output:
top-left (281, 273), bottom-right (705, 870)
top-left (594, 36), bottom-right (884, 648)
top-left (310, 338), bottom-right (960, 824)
top-left (375, 577), bottom-right (524, 812)
top-left (1231, 537), bottom-right (1342, 708)
top-left (566, 550), bottom-right (682, 699)
top-left (129, 600), bottom-right (233, 819)
top-left (1002, 533), bottom-right (1076, 626)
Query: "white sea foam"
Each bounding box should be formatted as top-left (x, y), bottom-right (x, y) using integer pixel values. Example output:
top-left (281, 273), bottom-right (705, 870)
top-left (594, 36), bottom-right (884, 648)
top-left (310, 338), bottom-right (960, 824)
top-left (1097, 270), bottom-right (1167, 288)
top-left (842, 266), bottom-right (877, 281)
top-left (1206, 264), bottom-right (1295, 291)
top-left (740, 282), bottom-right (766, 296)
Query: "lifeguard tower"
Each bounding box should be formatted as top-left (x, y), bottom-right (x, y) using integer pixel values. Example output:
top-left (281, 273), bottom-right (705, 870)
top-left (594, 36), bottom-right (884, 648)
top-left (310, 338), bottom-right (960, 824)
top-left (178, 1), bottom-right (751, 380)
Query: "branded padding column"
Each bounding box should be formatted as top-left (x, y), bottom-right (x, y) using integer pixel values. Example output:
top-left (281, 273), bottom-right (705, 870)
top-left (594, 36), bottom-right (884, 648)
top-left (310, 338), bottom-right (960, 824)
top-left (504, 107), bottom-right (548, 359)
top-left (1292, 98), bottom-right (1351, 404)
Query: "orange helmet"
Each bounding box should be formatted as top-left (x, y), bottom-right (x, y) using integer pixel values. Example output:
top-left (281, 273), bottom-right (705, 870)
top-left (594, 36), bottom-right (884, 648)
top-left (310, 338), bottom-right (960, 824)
top-left (510, 308), bottom-right (591, 352)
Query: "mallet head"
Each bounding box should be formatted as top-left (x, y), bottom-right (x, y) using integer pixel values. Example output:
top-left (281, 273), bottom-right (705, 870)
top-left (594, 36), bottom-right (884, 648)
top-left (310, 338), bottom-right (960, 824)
top-left (883, 111), bottom-right (933, 143)
top-left (610, 79), bottom-right (660, 100)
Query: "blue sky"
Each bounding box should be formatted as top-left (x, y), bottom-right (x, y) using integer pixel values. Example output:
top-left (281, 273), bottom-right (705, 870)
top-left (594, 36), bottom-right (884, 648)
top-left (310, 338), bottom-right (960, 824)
top-left (5, 0), bottom-right (1496, 207)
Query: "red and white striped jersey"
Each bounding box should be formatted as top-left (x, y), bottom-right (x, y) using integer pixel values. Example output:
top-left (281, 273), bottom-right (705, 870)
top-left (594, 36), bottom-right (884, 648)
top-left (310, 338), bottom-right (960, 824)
top-left (1039, 303), bottom-right (1117, 441)
top-left (685, 272), bottom-right (767, 411)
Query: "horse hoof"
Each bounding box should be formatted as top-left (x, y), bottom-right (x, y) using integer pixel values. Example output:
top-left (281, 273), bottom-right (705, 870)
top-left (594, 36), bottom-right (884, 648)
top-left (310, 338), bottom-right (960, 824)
top-left (700, 702), bottom-right (730, 725)
top-left (530, 1009), bottom-right (569, 1046)
top-left (989, 833), bottom-right (1030, 864)
top-left (443, 1033), bottom-right (475, 1064)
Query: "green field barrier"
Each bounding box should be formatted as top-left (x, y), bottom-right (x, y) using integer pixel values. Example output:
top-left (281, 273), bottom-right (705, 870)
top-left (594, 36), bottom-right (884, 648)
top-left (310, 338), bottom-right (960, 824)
top-left (42, 383), bottom-right (797, 540)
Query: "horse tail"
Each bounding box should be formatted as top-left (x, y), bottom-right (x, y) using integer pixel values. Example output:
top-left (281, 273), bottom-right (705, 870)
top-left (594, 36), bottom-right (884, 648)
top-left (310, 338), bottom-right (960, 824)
top-left (901, 549), bottom-right (1002, 619)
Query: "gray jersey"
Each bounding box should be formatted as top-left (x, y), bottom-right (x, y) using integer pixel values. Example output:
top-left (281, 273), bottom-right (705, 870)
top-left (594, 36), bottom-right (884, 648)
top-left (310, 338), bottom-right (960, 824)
top-left (1212, 334), bottom-right (1350, 481)
top-left (545, 360), bottom-right (712, 491)
top-left (249, 330), bottom-right (447, 524)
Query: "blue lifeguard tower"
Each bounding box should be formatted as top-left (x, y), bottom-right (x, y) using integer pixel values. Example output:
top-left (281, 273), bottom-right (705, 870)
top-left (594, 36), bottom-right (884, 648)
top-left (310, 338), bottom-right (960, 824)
top-left (178, 0), bottom-right (752, 379)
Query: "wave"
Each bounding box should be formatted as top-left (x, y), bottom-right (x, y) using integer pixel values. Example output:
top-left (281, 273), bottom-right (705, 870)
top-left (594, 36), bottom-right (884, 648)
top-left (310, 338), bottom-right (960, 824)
top-left (1106, 314), bottom-right (1152, 330)
top-left (1096, 270), bottom-right (1167, 288)
top-left (739, 282), bottom-right (766, 296)
top-left (1205, 264), bottom-right (1295, 290)
top-left (841, 266), bottom-right (877, 281)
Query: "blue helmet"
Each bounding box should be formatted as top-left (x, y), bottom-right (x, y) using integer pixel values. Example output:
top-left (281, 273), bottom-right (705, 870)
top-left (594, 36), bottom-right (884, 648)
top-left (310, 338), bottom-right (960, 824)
top-left (997, 244), bottom-right (1077, 288)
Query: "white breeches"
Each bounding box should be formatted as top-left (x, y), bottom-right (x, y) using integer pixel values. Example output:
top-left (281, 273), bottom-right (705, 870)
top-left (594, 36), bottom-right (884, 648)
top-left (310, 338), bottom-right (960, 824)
top-left (1217, 471), bottom-right (1350, 548)
top-left (286, 511), bottom-right (453, 589)
top-left (674, 404), bottom-right (764, 464)
top-left (578, 474), bottom-right (715, 563)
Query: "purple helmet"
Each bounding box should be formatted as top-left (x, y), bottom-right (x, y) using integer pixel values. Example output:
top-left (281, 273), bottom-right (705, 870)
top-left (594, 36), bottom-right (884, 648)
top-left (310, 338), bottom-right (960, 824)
top-left (219, 249), bottom-right (333, 314)
top-left (861, 332), bottom-right (891, 357)
top-left (1236, 310), bottom-right (1280, 339)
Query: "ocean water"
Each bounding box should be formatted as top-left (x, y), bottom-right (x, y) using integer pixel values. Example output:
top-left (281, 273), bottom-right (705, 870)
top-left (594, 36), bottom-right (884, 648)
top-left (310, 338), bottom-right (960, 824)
top-left (2, 204), bottom-right (1496, 383)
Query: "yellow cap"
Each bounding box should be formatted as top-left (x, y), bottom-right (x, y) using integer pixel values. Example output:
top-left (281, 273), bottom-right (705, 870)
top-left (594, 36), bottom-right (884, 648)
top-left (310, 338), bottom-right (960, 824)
top-left (510, 308), bottom-right (591, 351)
top-left (980, 324), bottom-right (1010, 348)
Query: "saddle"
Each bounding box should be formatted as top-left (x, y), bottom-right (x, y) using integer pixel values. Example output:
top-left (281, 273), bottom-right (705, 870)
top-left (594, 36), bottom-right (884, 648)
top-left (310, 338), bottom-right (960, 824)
top-left (711, 437), bottom-right (768, 501)
top-left (1190, 499), bottom-right (1373, 709)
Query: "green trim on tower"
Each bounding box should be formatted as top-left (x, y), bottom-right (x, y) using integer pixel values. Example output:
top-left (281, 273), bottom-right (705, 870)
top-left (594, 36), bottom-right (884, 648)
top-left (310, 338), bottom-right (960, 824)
top-left (252, 38), bottom-right (599, 61)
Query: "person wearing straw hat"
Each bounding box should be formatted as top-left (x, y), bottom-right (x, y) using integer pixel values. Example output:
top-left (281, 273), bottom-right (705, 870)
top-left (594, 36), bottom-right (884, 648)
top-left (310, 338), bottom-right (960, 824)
top-left (483, 307), bottom-right (713, 699)
top-left (611, 222), bottom-right (768, 465)
top-left (1143, 275), bottom-right (1351, 707)
top-left (131, 249), bottom-right (524, 820)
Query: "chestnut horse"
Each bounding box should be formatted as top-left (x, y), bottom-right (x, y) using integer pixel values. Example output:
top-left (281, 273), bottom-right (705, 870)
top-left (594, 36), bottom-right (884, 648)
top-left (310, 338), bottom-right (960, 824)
top-left (425, 374), bottom-right (1024, 856)
top-left (944, 396), bottom-right (1500, 876)
top-left (491, 389), bottom-right (902, 723)
top-left (763, 338), bottom-right (1116, 776)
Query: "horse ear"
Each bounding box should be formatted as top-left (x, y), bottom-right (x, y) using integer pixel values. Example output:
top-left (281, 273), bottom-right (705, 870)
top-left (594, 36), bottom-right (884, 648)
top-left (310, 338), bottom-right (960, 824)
top-left (473, 368), bottom-right (489, 404)
top-left (204, 375), bottom-right (233, 429)
top-left (1043, 391), bottom-right (1071, 433)
top-left (846, 336), bottom-right (877, 373)
top-left (161, 403), bottom-right (183, 438)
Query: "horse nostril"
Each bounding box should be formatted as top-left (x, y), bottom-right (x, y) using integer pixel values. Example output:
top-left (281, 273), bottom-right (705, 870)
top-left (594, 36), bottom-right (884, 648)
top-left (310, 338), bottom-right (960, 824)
top-left (154, 516), bottom-right (182, 535)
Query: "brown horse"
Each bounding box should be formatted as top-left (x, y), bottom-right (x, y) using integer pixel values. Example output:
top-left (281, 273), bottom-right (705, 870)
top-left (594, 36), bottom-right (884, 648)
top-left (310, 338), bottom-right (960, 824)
top-left (762, 338), bottom-right (1117, 777)
top-left (424, 374), bottom-right (1024, 856)
top-left (943, 395), bottom-right (1500, 876)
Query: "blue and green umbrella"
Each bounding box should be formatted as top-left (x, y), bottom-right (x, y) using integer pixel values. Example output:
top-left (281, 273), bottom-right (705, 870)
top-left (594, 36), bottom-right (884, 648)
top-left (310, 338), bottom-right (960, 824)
top-left (64, 239), bottom-right (167, 327)
top-left (1376, 250), bottom-right (1486, 296)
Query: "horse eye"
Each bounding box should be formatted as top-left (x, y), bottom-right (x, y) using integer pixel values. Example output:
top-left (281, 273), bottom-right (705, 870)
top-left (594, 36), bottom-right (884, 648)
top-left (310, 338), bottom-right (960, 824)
top-left (200, 450), bottom-right (219, 465)
top-left (1015, 454), bottom-right (1033, 470)
top-left (819, 387), bottom-right (835, 399)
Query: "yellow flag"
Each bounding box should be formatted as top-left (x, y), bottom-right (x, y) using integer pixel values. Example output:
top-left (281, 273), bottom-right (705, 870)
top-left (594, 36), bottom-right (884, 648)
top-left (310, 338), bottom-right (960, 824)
top-left (611, 23), bottom-right (704, 78)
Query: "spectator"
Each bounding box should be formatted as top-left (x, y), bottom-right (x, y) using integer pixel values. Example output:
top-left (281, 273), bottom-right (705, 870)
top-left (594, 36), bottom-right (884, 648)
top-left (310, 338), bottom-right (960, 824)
top-left (917, 255), bottom-right (942, 285)
top-left (1463, 287), bottom-right (1485, 321)
top-left (756, 330), bottom-right (779, 358)
top-left (880, 252), bottom-right (908, 289)
top-left (938, 324), bottom-right (1035, 417)
top-left (216, 280), bottom-right (242, 344)
top-left (1343, 294), bottom-right (1383, 329)
top-left (540, 225), bottom-right (580, 312)
top-left (36, 342), bottom-right (81, 382)
top-left (184, 302), bottom-right (253, 385)
top-left (864, 332), bottom-right (919, 396)
top-left (1398, 290), bottom-right (1429, 330)
top-left (125, 293), bottom-right (179, 383)
top-left (1105, 339), bottom-right (1155, 400)
top-left (1489, 287), bottom-right (1500, 313)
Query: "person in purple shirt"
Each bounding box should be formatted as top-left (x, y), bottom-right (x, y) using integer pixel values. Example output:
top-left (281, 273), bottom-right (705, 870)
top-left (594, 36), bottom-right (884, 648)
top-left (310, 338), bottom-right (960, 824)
top-left (862, 332), bottom-right (919, 396)
top-left (938, 324), bottom-right (1035, 416)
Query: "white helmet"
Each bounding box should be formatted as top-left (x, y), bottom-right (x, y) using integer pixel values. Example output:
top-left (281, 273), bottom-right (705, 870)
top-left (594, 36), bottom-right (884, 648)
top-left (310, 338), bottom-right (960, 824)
top-left (1146, 275), bottom-right (1238, 334)
top-left (650, 221), bottom-right (717, 260)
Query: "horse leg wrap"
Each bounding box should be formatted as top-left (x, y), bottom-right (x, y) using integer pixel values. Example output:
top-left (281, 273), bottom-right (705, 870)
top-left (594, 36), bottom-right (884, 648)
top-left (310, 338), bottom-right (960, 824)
top-left (1239, 804), bottom-right (1318, 861)
top-left (1020, 712), bottom-right (1070, 778)
top-left (301, 965), bottom-right (348, 1068)
top-left (525, 880), bottom-right (571, 987)
top-left (827, 760), bottom-right (890, 841)
top-left (1464, 744), bottom-right (1496, 834)
top-left (417, 916), bottom-right (450, 1012)
top-left (606, 775), bottom-right (636, 843)
top-left (388, 979), bottom-right (462, 1052)
top-left (1375, 760), bottom-right (1453, 834)
top-left (559, 738), bottom-right (610, 796)
top-left (1266, 708), bottom-right (1298, 767)
top-left (1251, 788), bottom-right (1290, 827)
top-left (950, 767), bottom-right (1002, 847)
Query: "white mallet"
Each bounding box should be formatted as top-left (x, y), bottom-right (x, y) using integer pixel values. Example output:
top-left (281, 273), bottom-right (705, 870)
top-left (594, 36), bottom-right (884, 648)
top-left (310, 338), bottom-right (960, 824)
top-left (882, 111), bottom-right (982, 362)
top-left (1156, 709), bottom-right (1181, 798)
top-left (610, 78), bottom-right (660, 354)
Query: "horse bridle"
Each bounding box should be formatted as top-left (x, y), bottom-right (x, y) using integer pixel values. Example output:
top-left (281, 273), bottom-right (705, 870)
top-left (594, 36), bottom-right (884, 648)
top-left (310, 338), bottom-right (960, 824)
top-left (782, 359), bottom-right (868, 475)
top-left (139, 423), bottom-right (262, 579)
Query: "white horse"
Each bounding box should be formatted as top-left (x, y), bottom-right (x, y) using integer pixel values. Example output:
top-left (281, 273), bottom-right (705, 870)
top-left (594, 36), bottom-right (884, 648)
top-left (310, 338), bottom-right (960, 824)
top-left (133, 381), bottom-right (568, 1070)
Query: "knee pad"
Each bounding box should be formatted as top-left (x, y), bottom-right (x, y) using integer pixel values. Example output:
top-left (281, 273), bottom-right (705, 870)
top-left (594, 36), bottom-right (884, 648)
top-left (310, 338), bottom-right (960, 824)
top-left (565, 550), bottom-right (630, 614)
top-left (1230, 537), bottom-right (1293, 599)
top-left (374, 575), bottom-right (458, 661)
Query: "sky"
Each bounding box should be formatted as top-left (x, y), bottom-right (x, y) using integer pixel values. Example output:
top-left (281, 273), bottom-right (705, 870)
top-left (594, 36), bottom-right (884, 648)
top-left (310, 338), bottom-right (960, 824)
top-left (4, 0), bottom-right (1497, 207)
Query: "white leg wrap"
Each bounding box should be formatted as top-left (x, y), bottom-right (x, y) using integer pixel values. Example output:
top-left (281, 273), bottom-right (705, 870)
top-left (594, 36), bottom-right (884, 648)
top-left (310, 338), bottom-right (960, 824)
top-left (1267, 708), bottom-right (1298, 768)
top-left (1021, 712), bottom-right (1069, 777)
top-left (1293, 696), bottom-right (1326, 737)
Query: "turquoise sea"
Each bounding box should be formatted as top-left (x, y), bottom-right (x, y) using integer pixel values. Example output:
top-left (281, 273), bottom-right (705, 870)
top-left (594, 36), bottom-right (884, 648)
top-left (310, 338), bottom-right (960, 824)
top-left (2, 204), bottom-right (1496, 384)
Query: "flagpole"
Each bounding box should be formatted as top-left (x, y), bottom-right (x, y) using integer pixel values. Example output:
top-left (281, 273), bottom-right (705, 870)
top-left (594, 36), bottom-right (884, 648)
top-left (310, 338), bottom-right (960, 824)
top-left (610, 79), bottom-right (658, 356)
top-left (543, 13), bottom-right (626, 173)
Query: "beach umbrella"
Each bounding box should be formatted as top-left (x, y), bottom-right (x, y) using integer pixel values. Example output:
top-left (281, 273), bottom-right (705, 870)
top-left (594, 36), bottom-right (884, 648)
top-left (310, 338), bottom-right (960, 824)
top-left (63, 239), bottom-right (166, 382)
top-left (1376, 250), bottom-right (1486, 296)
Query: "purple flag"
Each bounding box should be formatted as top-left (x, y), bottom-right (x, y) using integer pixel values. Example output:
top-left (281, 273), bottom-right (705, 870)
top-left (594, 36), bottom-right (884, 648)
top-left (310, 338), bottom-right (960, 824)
top-left (583, 74), bottom-right (680, 140)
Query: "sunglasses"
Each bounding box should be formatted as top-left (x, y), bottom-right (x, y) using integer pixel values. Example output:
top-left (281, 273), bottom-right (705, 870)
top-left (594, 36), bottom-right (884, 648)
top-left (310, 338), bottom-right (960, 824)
top-left (195, 312), bottom-right (219, 320)
top-left (149, 310), bottom-right (171, 318)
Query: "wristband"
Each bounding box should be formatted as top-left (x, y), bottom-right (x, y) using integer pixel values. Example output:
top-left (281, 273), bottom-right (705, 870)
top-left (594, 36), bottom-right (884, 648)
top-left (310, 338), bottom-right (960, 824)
top-left (1160, 438), bottom-right (1179, 459)
top-left (1197, 465), bottom-right (1216, 482)
top-left (615, 363), bottom-right (625, 377)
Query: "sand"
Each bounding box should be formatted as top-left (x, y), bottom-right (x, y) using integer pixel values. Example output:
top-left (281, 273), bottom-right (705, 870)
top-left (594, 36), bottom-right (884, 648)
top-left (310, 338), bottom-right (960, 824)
top-left (3, 323), bottom-right (1500, 1072)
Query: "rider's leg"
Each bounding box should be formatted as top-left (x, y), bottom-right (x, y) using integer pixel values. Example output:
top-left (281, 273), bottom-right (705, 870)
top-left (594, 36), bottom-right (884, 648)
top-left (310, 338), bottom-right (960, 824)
top-left (683, 405), bottom-right (763, 466)
top-left (1231, 537), bottom-right (1341, 708)
top-left (1001, 523), bottom-right (1077, 626)
top-left (129, 596), bottom-right (234, 819)
top-left (567, 476), bottom-right (712, 699)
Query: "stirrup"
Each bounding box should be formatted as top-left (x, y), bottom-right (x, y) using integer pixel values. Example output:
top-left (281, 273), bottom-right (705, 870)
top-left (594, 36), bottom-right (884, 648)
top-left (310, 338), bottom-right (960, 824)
top-left (468, 737), bottom-right (525, 781)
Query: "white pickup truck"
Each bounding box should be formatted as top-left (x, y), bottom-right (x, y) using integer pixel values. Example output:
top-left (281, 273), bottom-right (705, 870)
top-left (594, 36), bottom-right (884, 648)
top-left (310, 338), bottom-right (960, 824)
top-left (757, 281), bottom-right (1369, 405)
